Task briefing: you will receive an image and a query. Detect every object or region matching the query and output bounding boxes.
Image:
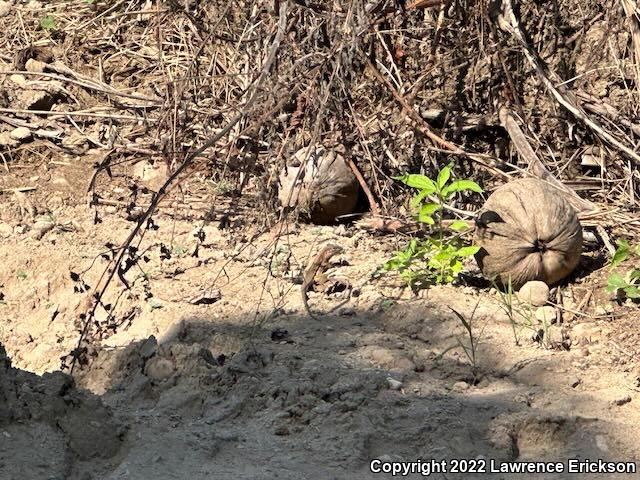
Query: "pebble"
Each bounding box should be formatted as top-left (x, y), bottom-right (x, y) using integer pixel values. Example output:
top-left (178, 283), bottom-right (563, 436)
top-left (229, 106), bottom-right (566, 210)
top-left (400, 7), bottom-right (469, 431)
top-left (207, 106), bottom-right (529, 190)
top-left (595, 435), bottom-right (609, 452)
top-left (569, 377), bottom-right (581, 388)
top-left (518, 281), bottom-right (549, 306)
top-left (144, 357), bottom-right (175, 381)
top-left (535, 306), bottom-right (557, 324)
top-left (138, 336), bottom-right (158, 360)
top-left (10, 127), bottom-right (32, 141)
top-left (571, 323), bottom-right (601, 345)
top-left (386, 377), bottom-right (403, 390)
top-left (334, 225), bottom-right (349, 236)
top-left (29, 220), bottom-right (55, 240)
top-left (9, 74), bottom-right (26, 87)
top-left (25, 58), bottom-right (46, 73)
top-left (451, 381), bottom-right (470, 392)
top-left (0, 222), bottom-right (13, 238)
top-left (595, 305), bottom-right (614, 316)
top-left (0, 1), bottom-right (10, 17)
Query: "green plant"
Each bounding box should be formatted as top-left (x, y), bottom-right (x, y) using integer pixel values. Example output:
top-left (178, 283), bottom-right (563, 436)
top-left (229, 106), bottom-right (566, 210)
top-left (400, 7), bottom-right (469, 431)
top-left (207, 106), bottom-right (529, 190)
top-left (171, 244), bottom-right (188, 256)
top-left (40, 15), bottom-right (57, 30)
top-left (606, 239), bottom-right (640, 299)
top-left (493, 279), bottom-right (538, 347)
top-left (383, 165), bottom-right (482, 289)
top-left (434, 302), bottom-right (484, 381)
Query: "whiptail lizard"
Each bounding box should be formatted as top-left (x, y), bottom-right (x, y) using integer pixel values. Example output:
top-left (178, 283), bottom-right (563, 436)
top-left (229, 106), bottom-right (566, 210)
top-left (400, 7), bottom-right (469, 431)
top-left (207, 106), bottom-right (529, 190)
top-left (301, 244), bottom-right (344, 320)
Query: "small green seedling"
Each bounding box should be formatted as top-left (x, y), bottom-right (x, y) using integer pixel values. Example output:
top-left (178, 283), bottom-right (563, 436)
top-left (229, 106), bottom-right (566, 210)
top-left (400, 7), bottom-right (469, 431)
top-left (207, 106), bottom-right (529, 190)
top-left (606, 239), bottom-right (640, 299)
top-left (383, 164), bottom-right (482, 289)
top-left (40, 15), bottom-right (57, 30)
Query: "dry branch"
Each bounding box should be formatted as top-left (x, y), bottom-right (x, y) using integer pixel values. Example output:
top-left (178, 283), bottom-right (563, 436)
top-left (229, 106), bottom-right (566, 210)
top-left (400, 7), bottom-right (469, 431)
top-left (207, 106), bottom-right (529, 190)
top-left (496, 0), bottom-right (640, 166)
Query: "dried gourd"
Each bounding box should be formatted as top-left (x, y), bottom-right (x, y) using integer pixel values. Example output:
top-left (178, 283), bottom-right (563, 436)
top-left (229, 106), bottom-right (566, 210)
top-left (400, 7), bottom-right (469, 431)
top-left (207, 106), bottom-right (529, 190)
top-left (278, 146), bottom-right (359, 224)
top-left (474, 178), bottom-right (583, 289)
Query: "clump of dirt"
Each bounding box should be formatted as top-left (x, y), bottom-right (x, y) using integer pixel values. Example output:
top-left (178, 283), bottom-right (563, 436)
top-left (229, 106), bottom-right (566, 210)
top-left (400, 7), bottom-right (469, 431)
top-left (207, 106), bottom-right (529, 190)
top-left (0, 342), bottom-right (125, 479)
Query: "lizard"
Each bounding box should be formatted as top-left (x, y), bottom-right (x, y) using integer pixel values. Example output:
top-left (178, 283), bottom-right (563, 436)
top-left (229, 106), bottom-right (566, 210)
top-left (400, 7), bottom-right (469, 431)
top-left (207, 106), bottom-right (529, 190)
top-left (301, 243), bottom-right (344, 320)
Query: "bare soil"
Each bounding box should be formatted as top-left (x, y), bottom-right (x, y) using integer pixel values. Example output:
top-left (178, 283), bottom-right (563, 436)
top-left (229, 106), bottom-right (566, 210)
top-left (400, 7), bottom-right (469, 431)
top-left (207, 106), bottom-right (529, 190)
top-left (1, 159), bottom-right (640, 479)
top-left (2, 1), bottom-right (640, 479)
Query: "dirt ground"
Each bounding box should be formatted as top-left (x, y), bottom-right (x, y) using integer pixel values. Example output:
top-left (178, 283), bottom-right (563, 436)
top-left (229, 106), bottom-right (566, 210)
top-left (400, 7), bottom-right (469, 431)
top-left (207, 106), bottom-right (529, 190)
top-left (2, 1), bottom-right (640, 479)
top-left (1, 153), bottom-right (640, 480)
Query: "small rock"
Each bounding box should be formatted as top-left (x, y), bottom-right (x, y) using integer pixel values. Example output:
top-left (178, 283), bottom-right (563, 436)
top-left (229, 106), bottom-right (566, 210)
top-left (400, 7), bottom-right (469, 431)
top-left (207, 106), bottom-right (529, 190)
top-left (144, 357), bottom-right (175, 381)
top-left (0, 222), bottom-right (13, 238)
top-left (569, 377), bottom-right (581, 388)
top-left (334, 225), bottom-right (348, 236)
top-left (51, 176), bottom-right (70, 187)
top-left (10, 127), bottom-right (32, 141)
top-left (29, 219), bottom-right (55, 240)
top-left (0, 132), bottom-right (19, 147)
top-left (543, 325), bottom-right (563, 347)
top-left (451, 381), bottom-right (470, 392)
top-left (187, 291), bottom-right (221, 305)
top-left (386, 377), bottom-right (403, 391)
top-left (595, 304), bottom-right (614, 316)
top-left (132, 160), bottom-right (168, 191)
top-left (612, 395), bottom-right (632, 406)
top-left (535, 306), bottom-right (557, 323)
top-left (0, 1), bottom-right (11, 17)
top-left (595, 435), bottom-right (609, 452)
top-left (138, 336), bottom-right (158, 360)
top-left (571, 323), bottom-right (601, 344)
top-left (25, 58), bottom-right (46, 73)
top-left (339, 307), bottom-right (355, 316)
top-left (518, 281), bottom-right (550, 306)
top-left (270, 328), bottom-right (289, 341)
top-left (9, 74), bottom-right (26, 87)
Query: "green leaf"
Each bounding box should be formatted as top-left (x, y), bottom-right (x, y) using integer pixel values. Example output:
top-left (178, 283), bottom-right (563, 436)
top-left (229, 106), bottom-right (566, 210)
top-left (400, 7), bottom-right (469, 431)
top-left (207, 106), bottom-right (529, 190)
top-left (418, 214), bottom-right (434, 225)
top-left (442, 179), bottom-right (483, 197)
top-left (624, 285), bottom-right (640, 297)
top-left (611, 240), bottom-right (630, 269)
top-left (40, 15), bottom-right (57, 30)
top-left (410, 189), bottom-right (431, 208)
top-left (433, 249), bottom-right (455, 262)
top-left (418, 203), bottom-right (439, 224)
top-left (450, 260), bottom-right (464, 274)
top-left (624, 286), bottom-right (640, 298)
top-left (606, 273), bottom-right (628, 292)
top-left (449, 220), bottom-right (470, 232)
top-left (436, 165), bottom-right (452, 190)
top-left (456, 245), bottom-right (481, 257)
top-left (396, 174), bottom-right (437, 193)
top-left (420, 203), bottom-right (440, 216)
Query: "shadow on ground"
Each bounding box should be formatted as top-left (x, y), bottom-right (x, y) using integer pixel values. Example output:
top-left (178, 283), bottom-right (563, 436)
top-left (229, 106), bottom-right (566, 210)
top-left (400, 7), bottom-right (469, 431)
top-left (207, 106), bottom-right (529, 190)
top-left (1, 300), bottom-right (635, 480)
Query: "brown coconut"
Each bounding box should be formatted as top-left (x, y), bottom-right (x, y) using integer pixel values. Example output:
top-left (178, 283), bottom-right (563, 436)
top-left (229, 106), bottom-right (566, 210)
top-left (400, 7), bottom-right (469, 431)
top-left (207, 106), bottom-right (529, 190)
top-left (474, 177), bottom-right (583, 289)
top-left (278, 145), bottom-right (359, 224)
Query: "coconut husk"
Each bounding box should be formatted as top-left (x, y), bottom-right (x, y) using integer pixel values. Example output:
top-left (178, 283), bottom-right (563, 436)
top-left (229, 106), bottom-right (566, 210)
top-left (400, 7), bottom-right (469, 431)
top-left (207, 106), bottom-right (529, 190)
top-left (474, 177), bottom-right (583, 290)
top-left (278, 145), bottom-right (359, 224)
